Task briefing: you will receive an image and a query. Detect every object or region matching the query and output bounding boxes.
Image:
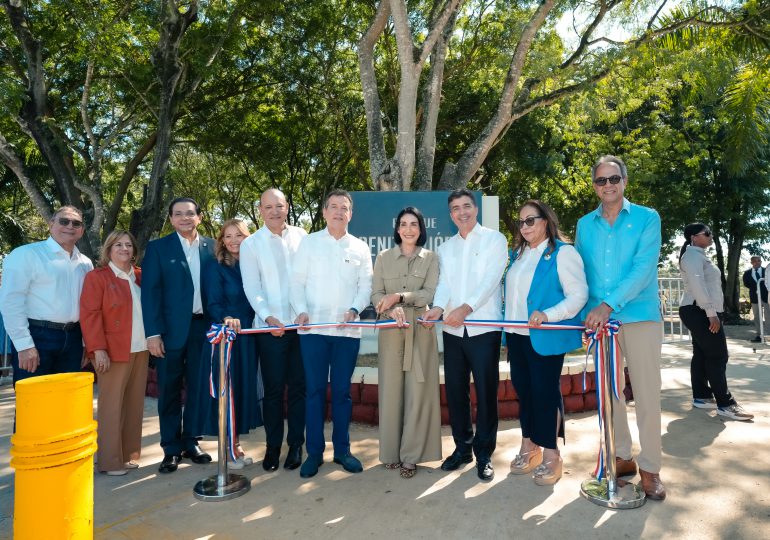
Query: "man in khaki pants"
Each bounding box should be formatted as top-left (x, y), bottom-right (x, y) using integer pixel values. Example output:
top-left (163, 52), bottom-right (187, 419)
top-left (575, 155), bottom-right (666, 501)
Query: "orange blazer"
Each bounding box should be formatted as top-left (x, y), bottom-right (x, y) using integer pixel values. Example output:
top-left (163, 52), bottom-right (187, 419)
top-left (80, 265), bottom-right (142, 362)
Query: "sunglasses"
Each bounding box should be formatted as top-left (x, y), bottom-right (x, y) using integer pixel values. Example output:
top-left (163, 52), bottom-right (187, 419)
top-left (518, 216), bottom-right (543, 228)
top-left (57, 217), bottom-right (84, 228)
top-left (694, 230), bottom-right (712, 237)
top-left (593, 175), bottom-right (623, 186)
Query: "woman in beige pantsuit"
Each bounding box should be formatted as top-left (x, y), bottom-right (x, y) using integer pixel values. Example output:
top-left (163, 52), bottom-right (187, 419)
top-left (372, 207), bottom-right (441, 479)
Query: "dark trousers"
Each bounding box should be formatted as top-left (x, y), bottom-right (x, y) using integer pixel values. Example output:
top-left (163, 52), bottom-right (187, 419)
top-left (443, 330), bottom-right (501, 461)
top-left (506, 332), bottom-right (565, 449)
top-left (299, 334), bottom-right (359, 456)
top-left (156, 318), bottom-right (208, 456)
top-left (258, 332), bottom-right (306, 448)
top-left (679, 305), bottom-right (735, 407)
top-left (11, 325), bottom-right (83, 386)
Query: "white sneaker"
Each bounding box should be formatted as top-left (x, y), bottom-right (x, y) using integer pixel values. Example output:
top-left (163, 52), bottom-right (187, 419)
top-left (717, 404), bottom-right (754, 421)
top-left (692, 398), bottom-right (717, 409)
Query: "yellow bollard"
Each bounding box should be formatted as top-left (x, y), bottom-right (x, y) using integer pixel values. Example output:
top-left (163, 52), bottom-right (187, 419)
top-left (10, 372), bottom-right (98, 540)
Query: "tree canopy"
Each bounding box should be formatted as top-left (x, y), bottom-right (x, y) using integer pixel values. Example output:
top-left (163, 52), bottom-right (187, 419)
top-left (1, 0), bottom-right (768, 312)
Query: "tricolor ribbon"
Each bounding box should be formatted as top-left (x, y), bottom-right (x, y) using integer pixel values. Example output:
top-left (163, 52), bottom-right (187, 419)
top-left (415, 317), bottom-right (584, 330)
top-left (206, 324), bottom-right (238, 462)
top-left (583, 319), bottom-right (623, 481)
top-left (238, 320), bottom-right (409, 334)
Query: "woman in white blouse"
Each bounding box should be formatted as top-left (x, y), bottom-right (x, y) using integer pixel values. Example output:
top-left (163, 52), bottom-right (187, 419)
top-left (504, 200), bottom-right (588, 486)
top-left (81, 231), bottom-right (149, 475)
top-left (678, 223), bottom-right (753, 421)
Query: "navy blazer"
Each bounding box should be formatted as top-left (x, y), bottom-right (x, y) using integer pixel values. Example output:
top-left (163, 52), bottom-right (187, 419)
top-left (141, 232), bottom-right (215, 349)
top-left (202, 259), bottom-right (255, 326)
top-left (742, 267), bottom-right (768, 304)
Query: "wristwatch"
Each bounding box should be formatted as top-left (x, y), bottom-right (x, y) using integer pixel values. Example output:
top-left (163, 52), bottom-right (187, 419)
top-left (349, 308), bottom-right (359, 315)
top-left (399, 294), bottom-right (404, 304)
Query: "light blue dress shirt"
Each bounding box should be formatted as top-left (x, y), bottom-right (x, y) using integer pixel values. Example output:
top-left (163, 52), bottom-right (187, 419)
top-left (575, 198), bottom-right (662, 324)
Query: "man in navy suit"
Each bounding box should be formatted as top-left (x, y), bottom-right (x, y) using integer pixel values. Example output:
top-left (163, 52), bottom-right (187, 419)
top-left (743, 256), bottom-right (769, 343)
top-left (141, 197), bottom-right (215, 473)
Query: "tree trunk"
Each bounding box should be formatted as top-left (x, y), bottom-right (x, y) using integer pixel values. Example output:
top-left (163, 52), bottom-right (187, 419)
top-left (130, 0), bottom-right (199, 256)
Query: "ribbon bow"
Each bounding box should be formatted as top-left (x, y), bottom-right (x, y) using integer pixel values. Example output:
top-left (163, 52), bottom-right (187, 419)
top-left (206, 324), bottom-right (238, 462)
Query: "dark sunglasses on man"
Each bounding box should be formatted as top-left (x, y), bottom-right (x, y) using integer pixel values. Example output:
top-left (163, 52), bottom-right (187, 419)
top-left (57, 217), bottom-right (84, 228)
top-left (593, 175), bottom-right (623, 186)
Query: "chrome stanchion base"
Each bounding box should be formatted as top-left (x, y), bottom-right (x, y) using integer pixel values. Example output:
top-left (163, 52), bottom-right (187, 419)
top-left (580, 478), bottom-right (646, 509)
top-left (193, 473), bottom-right (250, 502)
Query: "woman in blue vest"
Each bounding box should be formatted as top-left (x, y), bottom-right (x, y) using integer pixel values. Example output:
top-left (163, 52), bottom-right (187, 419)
top-left (504, 200), bottom-right (588, 485)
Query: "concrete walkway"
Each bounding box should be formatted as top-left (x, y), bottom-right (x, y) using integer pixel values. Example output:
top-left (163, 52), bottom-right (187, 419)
top-left (1, 335), bottom-right (769, 540)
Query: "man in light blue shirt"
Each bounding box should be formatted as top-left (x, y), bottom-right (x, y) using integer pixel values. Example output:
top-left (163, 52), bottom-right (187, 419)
top-left (575, 155), bottom-right (666, 501)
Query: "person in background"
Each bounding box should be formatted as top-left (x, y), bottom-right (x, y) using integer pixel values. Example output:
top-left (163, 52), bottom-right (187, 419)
top-left (198, 219), bottom-right (263, 468)
top-left (371, 207), bottom-right (441, 479)
top-left (742, 256), bottom-right (768, 343)
top-left (0, 206), bottom-right (92, 387)
top-left (679, 223), bottom-right (753, 421)
top-left (80, 231), bottom-right (149, 475)
top-left (504, 200), bottom-right (587, 486)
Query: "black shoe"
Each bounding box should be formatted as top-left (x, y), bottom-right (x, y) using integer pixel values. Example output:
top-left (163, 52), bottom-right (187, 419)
top-left (159, 455), bottom-right (182, 474)
top-left (477, 460), bottom-right (494, 481)
top-left (263, 445), bottom-right (281, 471)
top-left (440, 450), bottom-right (473, 471)
top-left (181, 446), bottom-right (212, 464)
top-left (284, 445), bottom-right (303, 470)
top-left (751, 336), bottom-right (762, 343)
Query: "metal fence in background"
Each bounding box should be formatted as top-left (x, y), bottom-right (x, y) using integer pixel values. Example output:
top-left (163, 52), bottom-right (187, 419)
top-left (658, 276), bottom-right (690, 342)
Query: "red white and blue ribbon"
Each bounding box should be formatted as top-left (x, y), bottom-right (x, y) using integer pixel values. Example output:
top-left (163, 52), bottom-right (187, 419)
top-left (238, 320), bottom-right (409, 334)
top-left (206, 324), bottom-right (238, 462)
top-left (584, 319), bottom-right (623, 480)
top-left (415, 317), bottom-right (584, 330)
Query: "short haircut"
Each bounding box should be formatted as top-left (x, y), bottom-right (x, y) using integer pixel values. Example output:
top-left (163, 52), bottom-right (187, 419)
top-left (591, 155), bottom-right (628, 180)
top-left (98, 230), bottom-right (138, 267)
top-left (324, 189), bottom-right (353, 209)
top-left (447, 188), bottom-right (476, 207)
top-left (750, 256), bottom-right (761, 261)
top-left (168, 197), bottom-right (202, 216)
top-left (51, 205), bottom-right (83, 221)
top-left (393, 207), bottom-right (428, 247)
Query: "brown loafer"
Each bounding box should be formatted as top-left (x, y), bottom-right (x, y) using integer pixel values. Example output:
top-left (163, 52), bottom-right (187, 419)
top-left (639, 469), bottom-right (666, 501)
top-left (615, 456), bottom-right (638, 478)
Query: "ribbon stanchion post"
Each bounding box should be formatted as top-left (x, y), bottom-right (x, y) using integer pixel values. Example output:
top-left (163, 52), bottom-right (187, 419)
top-left (757, 278), bottom-right (766, 344)
top-left (193, 324), bottom-right (250, 502)
top-left (580, 321), bottom-right (645, 509)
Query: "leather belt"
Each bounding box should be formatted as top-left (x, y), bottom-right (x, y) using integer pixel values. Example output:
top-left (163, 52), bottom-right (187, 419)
top-left (192, 313), bottom-right (205, 320)
top-left (28, 319), bottom-right (80, 331)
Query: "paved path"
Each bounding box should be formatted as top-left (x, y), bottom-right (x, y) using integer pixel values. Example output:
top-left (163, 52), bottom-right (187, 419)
top-left (1, 336), bottom-right (769, 539)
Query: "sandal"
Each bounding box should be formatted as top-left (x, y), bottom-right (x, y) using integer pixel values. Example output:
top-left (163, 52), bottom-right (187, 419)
top-left (532, 457), bottom-right (563, 486)
top-left (384, 462), bottom-right (402, 470)
top-left (400, 464), bottom-right (417, 479)
top-left (510, 448), bottom-right (542, 475)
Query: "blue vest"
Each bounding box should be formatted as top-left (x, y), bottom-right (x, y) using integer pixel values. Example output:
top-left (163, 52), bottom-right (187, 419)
top-left (505, 240), bottom-right (583, 356)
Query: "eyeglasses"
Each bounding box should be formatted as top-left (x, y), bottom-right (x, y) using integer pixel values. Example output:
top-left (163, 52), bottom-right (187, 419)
top-left (593, 175), bottom-right (623, 186)
top-left (518, 216), bottom-right (543, 228)
top-left (694, 230), bottom-right (712, 237)
top-left (57, 217), bottom-right (83, 228)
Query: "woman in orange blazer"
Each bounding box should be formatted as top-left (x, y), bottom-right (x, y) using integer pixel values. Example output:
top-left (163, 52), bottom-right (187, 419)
top-left (80, 230), bottom-right (149, 475)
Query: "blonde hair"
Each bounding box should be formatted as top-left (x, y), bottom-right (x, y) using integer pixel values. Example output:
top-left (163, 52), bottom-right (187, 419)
top-left (99, 230), bottom-right (138, 267)
top-left (216, 219), bottom-right (250, 266)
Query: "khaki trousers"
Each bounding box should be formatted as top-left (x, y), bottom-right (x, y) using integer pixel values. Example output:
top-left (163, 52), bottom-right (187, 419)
top-left (96, 351), bottom-right (150, 472)
top-left (612, 321), bottom-right (663, 474)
